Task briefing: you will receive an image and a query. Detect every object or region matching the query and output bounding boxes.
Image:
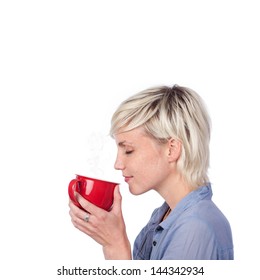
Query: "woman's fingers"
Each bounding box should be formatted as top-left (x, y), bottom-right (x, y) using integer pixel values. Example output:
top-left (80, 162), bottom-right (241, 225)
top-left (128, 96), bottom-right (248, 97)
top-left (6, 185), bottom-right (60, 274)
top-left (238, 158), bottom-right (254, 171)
top-left (111, 185), bottom-right (122, 214)
top-left (75, 192), bottom-right (106, 217)
top-left (68, 188), bottom-right (127, 247)
top-left (69, 200), bottom-right (88, 219)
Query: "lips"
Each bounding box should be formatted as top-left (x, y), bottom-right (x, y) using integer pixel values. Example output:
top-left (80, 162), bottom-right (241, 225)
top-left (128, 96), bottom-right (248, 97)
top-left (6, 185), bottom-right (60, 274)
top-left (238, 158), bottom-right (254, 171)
top-left (123, 176), bottom-right (133, 183)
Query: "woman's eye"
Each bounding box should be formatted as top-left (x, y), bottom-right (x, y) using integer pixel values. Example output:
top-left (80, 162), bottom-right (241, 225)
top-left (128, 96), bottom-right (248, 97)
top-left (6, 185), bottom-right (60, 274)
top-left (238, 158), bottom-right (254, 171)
top-left (125, 150), bottom-right (133, 155)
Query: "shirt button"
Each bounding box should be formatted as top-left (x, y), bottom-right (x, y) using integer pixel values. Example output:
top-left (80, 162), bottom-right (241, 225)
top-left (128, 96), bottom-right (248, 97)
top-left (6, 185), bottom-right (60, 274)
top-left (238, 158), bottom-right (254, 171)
top-left (153, 241), bottom-right (157, 246)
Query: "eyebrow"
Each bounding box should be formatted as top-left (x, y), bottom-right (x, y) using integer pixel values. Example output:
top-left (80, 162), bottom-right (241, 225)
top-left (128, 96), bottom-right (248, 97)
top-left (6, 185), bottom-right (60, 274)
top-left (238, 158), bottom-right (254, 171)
top-left (118, 140), bottom-right (133, 147)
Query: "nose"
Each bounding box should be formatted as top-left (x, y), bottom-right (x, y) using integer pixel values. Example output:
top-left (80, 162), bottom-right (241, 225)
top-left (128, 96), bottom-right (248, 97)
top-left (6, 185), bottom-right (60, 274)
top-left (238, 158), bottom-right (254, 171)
top-left (114, 153), bottom-right (125, 170)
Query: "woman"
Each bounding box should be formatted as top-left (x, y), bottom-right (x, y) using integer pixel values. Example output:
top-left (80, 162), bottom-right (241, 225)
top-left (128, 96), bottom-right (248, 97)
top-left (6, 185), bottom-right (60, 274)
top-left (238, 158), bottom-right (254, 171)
top-left (69, 84), bottom-right (234, 260)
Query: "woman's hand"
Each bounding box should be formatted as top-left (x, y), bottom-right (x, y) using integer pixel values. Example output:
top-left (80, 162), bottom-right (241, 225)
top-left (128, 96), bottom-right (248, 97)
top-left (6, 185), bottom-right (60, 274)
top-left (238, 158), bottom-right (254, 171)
top-left (69, 185), bottom-right (132, 260)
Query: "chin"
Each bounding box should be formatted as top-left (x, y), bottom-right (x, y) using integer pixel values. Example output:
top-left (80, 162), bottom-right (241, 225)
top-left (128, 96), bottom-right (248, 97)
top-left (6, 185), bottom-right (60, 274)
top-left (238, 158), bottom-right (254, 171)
top-left (128, 185), bottom-right (147, 196)
top-left (129, 189), bottom-right (141, 196)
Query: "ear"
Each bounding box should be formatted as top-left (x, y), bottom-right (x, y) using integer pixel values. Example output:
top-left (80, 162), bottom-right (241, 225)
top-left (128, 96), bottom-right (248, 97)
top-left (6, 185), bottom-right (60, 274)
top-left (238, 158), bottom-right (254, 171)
top-left (167, 138), bottom-right (182, 162)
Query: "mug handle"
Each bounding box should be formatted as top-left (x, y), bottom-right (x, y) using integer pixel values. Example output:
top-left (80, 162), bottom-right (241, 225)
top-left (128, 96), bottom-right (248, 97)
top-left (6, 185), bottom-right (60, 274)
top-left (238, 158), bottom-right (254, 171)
top-left (68, 179), bottom-right (82, 208)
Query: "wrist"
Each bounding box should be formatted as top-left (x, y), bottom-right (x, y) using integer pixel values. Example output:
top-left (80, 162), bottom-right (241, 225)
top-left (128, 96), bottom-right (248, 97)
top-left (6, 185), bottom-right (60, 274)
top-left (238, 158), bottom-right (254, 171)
top-left (103, 238), bottom-right (132, 260)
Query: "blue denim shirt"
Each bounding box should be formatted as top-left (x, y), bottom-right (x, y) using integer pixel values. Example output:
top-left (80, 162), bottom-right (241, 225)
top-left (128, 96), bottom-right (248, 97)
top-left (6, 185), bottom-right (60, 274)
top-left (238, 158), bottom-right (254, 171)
top-left (133, 184), bottom-right (233, 260)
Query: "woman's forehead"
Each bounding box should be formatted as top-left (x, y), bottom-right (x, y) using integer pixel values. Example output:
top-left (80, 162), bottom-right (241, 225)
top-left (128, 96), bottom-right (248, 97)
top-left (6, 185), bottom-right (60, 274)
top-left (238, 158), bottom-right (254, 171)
top-left (114, 127), bottom-right (148, 145)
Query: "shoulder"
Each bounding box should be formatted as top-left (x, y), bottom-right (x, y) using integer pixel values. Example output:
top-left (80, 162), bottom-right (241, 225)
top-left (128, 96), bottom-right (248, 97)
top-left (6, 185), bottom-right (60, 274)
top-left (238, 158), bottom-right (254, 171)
top-left (166, 200), bottom-right (233, 251)
top-left (159, 206), bottom-right (233, 259)
top-left (187, 200), bottom-right (232, 232)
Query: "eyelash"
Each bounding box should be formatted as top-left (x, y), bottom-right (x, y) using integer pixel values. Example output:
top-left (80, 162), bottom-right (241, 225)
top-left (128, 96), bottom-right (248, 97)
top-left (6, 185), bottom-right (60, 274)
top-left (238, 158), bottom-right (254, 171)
top-left (125, 150), bottom-right (133, 155)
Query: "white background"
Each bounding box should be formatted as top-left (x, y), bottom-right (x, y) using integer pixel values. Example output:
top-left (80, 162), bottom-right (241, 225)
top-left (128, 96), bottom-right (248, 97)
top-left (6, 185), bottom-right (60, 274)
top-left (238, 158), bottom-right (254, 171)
top-left (0, 0), bottom-right (259, 279)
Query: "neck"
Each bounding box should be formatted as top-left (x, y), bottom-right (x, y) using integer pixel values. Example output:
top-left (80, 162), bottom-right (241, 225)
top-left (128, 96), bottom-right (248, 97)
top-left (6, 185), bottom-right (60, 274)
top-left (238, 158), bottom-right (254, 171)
top-left (155, 173), bottom-right (193, 210)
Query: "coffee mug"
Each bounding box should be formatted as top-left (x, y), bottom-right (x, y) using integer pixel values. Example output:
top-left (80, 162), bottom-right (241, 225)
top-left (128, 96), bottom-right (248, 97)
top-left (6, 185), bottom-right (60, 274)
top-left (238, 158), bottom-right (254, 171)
top-left (68, 175), bottom-right (118, 211)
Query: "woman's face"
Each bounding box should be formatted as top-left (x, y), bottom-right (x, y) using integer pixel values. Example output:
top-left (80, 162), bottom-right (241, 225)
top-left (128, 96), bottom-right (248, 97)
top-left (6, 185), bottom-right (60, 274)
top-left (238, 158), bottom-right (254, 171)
top-left (114, 127), bottom-right (173, 195)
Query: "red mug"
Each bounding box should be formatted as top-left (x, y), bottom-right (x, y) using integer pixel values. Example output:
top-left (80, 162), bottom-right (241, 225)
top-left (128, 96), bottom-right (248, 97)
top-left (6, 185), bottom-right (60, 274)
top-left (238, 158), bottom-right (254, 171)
top-left (68, 175), bottom-right (118, 211)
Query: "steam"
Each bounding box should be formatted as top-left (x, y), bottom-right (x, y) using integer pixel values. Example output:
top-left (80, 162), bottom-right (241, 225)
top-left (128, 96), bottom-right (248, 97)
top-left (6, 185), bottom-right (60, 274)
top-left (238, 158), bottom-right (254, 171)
top-left (83, 131), bottom-right (118, 182)
top-left (86, 132), bottom-right (105, 178)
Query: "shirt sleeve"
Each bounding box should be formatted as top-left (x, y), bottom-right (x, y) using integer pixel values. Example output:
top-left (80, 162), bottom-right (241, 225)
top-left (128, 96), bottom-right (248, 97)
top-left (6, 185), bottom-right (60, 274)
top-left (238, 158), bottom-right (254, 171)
top-left (160, 217), bottom-right (218, 260)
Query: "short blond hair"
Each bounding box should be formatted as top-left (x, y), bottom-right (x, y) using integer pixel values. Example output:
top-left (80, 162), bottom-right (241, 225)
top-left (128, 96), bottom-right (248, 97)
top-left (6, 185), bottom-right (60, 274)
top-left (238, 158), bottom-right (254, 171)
top-left (110, 85), bottom-right (211, 189)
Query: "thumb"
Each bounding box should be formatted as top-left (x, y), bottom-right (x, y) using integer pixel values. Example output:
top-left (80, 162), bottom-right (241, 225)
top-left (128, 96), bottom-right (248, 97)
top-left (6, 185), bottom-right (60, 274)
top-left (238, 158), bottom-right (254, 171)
top-left (111, 185), bottom-right (123, 214)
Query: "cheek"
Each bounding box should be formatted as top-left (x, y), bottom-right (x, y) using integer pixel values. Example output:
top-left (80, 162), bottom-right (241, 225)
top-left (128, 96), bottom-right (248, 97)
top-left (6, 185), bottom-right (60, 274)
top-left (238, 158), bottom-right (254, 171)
top-left (135, 153), bottom-right (168, 183)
